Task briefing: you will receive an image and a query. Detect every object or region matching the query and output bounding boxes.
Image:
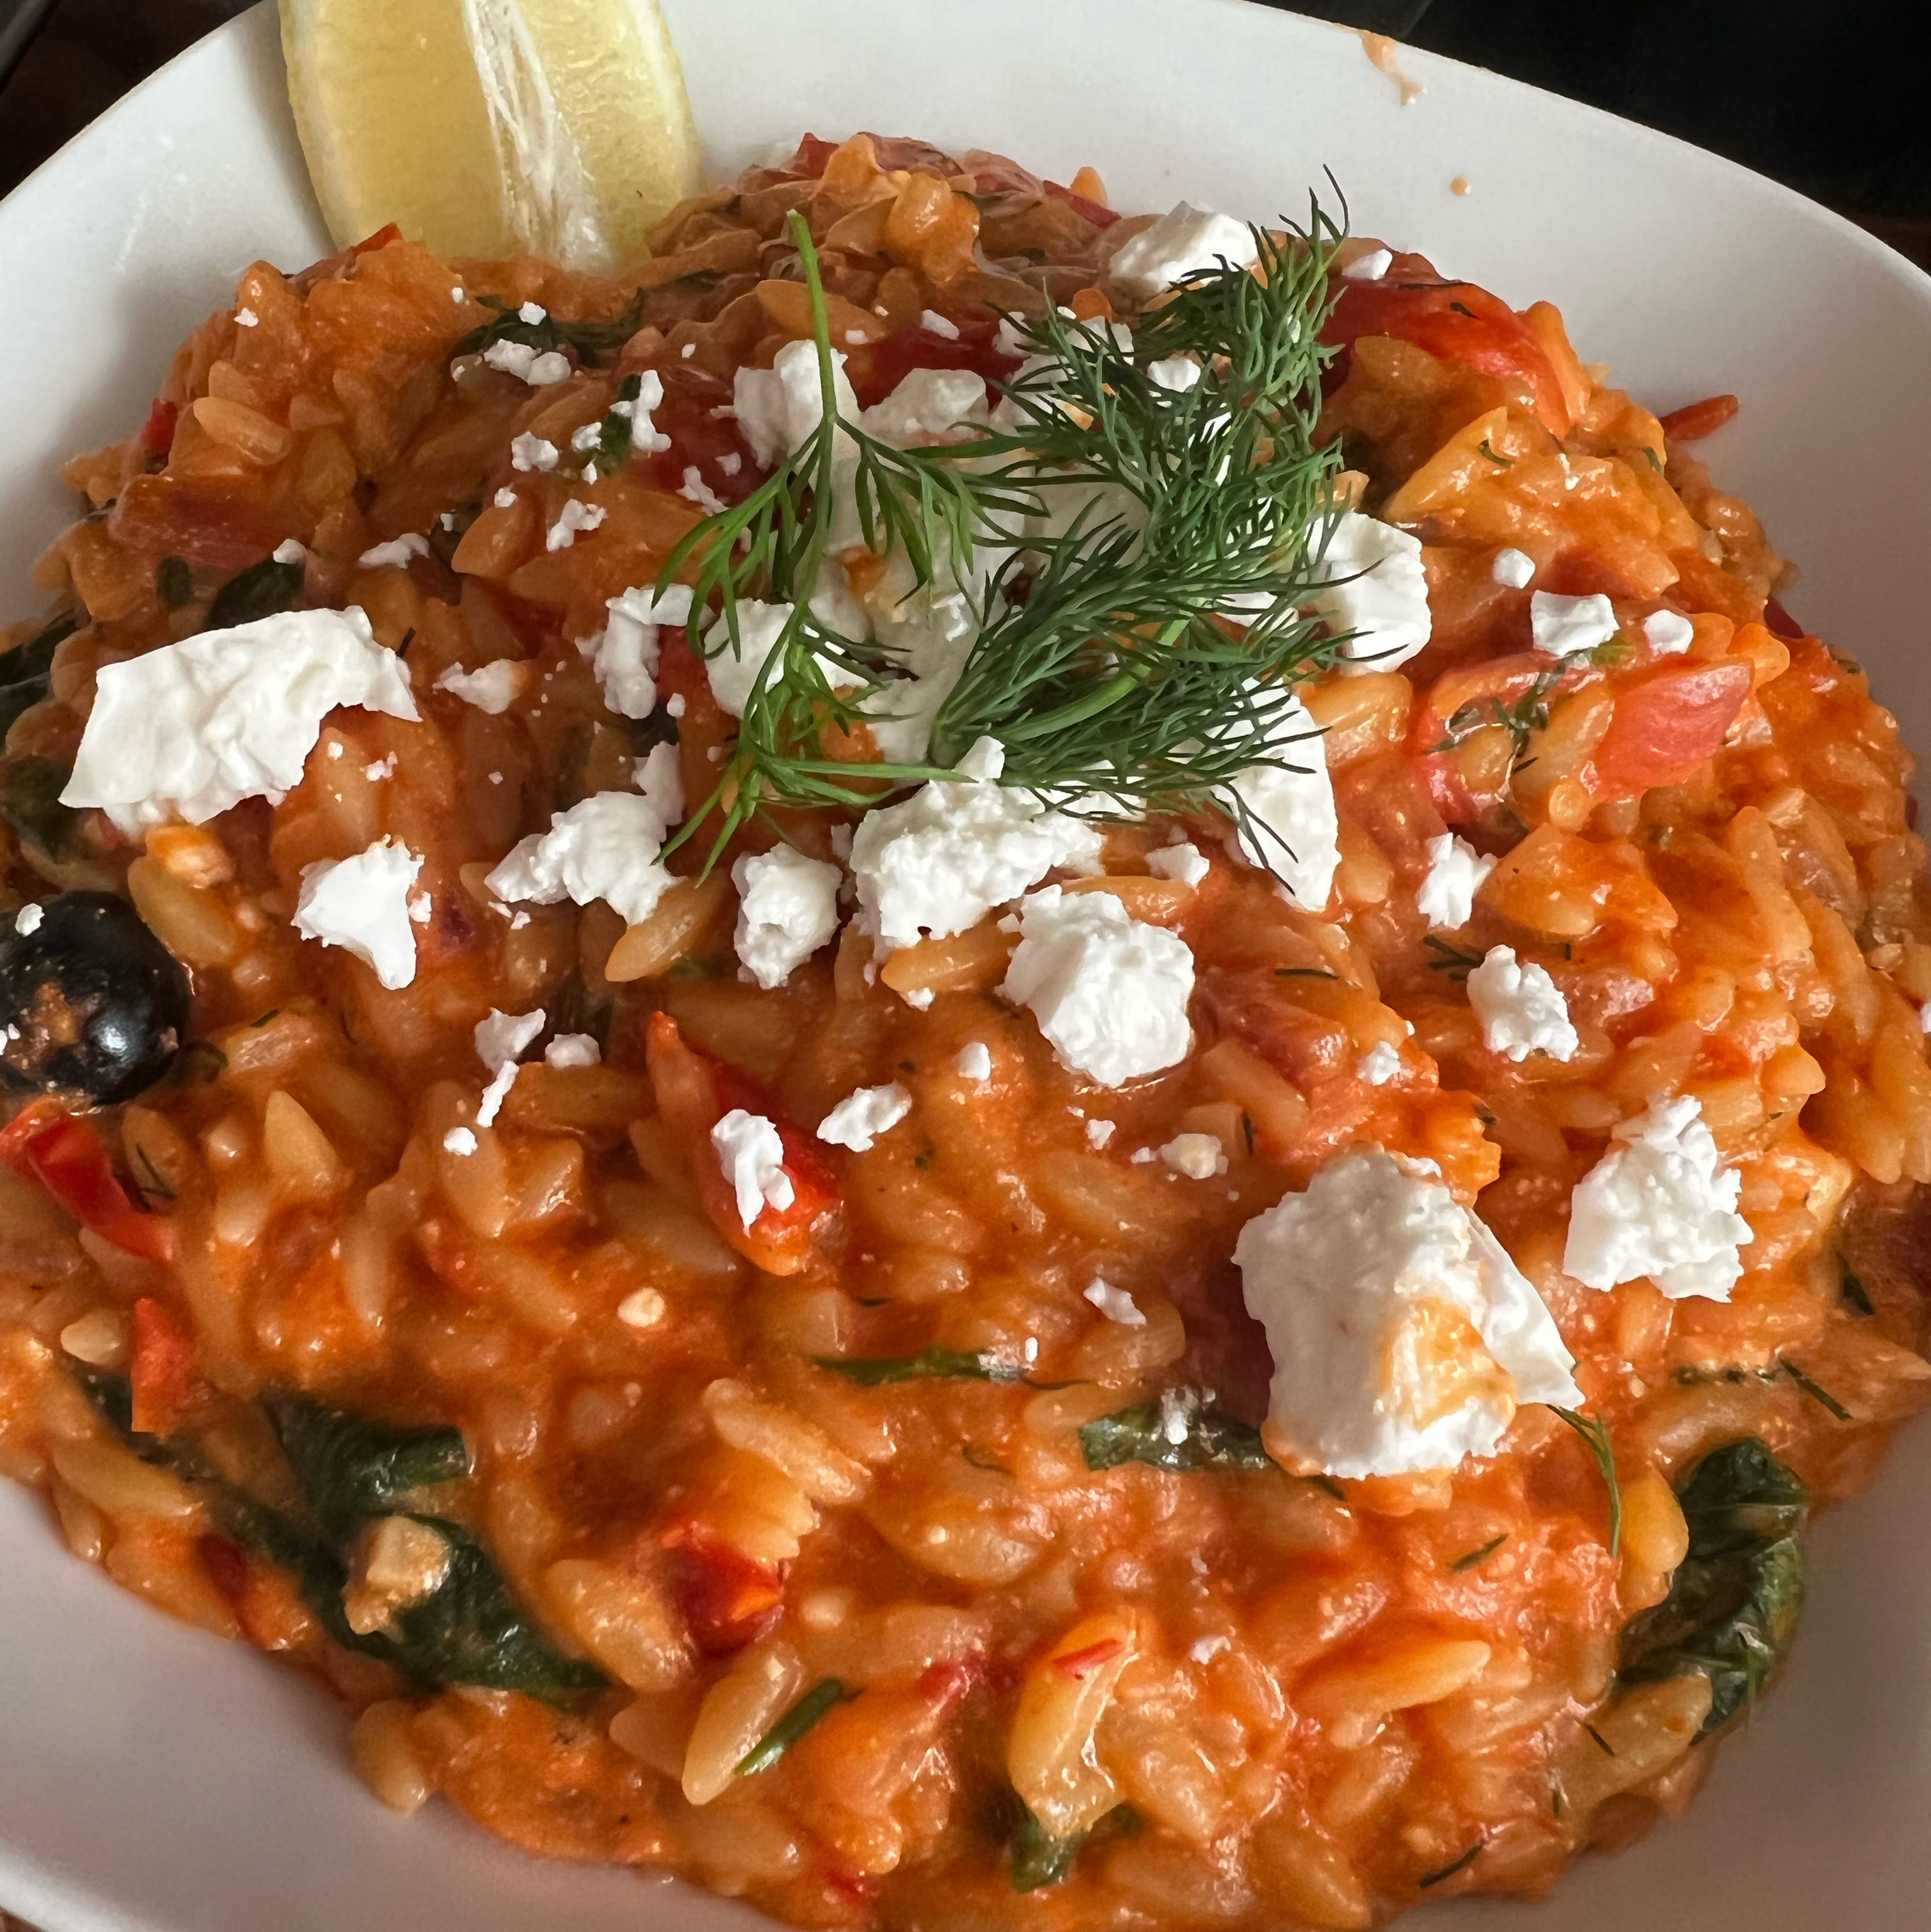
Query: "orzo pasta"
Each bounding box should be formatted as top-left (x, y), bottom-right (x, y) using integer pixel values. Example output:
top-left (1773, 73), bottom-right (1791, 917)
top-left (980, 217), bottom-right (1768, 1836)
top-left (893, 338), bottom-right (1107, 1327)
top-left (3, 130), bottom-right (1929, 1931)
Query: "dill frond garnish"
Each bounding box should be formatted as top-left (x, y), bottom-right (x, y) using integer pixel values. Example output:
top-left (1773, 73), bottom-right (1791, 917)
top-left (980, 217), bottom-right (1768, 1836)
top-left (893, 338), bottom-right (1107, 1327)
top-left (655, 199), bottom-right (1351, 858)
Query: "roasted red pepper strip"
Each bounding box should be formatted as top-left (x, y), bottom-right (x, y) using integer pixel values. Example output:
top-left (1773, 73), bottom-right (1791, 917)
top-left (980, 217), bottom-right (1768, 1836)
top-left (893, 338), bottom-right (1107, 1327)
top-left (0, 1100), bottom-right (175, 1264)
top-left (644, 1013), bottom-right (835, 1276)
top-left (1658, 393), bottom-right (1739, 442)
top-left (129, 1296), bottom-right (198, 1435)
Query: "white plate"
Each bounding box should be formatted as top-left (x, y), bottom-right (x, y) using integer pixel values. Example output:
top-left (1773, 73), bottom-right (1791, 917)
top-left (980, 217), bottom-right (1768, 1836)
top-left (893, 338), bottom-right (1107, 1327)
top-left (3, 5), bottom-right (1930, 1930)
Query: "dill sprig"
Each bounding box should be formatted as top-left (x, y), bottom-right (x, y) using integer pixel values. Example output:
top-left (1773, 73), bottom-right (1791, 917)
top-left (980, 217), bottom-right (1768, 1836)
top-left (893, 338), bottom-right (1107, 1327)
top-left (654, 200), bottom-right (1350, 857)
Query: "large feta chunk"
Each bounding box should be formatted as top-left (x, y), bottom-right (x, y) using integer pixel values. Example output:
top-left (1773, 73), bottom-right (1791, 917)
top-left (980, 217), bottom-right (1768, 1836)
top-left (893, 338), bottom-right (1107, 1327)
top-left (712, 1109), bottom-right (795, 1229)
top-left (702, 599), bottom-right (862, 720)
top-left (1563, 1095), bottom-right (1752, 1300)
top-left (579, 584), bottom-right (692, 720)
top-left (433, 659), bottom-right (528, 714)
top-left (1530, 591), bottom-right (1619, 657)
top-left (1235, 1147), bottom-right (1582, 1478)
top-left (485, 790), bottom-right (675, 927)
top-left (850, 737), bottom-right (1104, 951)
top-left (733, 844), bottom-right (842, 988)
top-left (1001, 884), bottom-right (1194, 1087)
top-left (733, 339), bottom-right (858, 467)
top-left (1466, 945), bottom-right (1578, 1062)
top-left (860, 368), bottom-right (989, 447)
top-left (292, 837), bottom-right (423, 990)
top-left (1220, 693), bottom-right (1339, 912)
top-left (1417, 832), bottom-right (1495, 930)
top-left (62, 607), bottom-right (417, 832)
top-left (1310, 511), bottom-right (1433, 670)
top-left (1109, 203), bottom-right (1259, 298)
top-left (817, 1081), bottom-right (912, 1152)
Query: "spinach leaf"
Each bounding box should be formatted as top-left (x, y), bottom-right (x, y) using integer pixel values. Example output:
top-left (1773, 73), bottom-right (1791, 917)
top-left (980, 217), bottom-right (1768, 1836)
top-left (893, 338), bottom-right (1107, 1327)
top-left (205, 557), bottom-right (303, 631)
top-left (817, 1347), bottom-right (1032, 1386)
top-left (1, 613), bottom-right (80, 739)
top-left (454, 290), bottom-right (646, 369)
top-left (0, 757), bottom-right (86, 859)
top-left (263, 1390), bottom-right (470, 1535)
top-left (1618, 1437), bottom-right (1808, 1734)
top-left (1009, 1802), bottom-right (1140, 1892)
top-left (596, 373), bottom-right (647, 469)
top-left (1081, 1387), bottom-right (1271, 1473)
top-left (735, 1677), bottom-right (851, 1777)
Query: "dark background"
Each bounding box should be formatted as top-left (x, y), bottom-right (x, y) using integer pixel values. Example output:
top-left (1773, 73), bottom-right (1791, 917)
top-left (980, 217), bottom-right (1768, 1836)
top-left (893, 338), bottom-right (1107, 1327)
top-left (1, 0), bottom-right (1926, 268)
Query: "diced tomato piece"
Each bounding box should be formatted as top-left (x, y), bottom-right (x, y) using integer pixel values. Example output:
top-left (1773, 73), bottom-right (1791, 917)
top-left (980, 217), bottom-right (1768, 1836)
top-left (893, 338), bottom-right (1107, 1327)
top-left (916, 1654), bottom-right (986, 1715)
top-left (109, 473), bottom-right (291, 570)
top-left (658, 1519), bottom-right (787, 1654)
top-left (0, 1101), bottom-right (174, 1263)
top-left (1325, 278), bottom-right (1568, 433)
top-left (633, 361), bottom-right (761, 504)
top-left (351, 222), bottom-right (403, 254)
top-left (784, 134), bottom-right (841, 178)
top-left (137, 398), bottom-right (179, 458)
top-left (1043, 179), bottom-right (1120, 227)
top-left (853, 319), bottom-right (1021, 411)
top-left (644, 1013), bottom-right (836, 1275)
top-left (1658, 393), bottom-right (1739, 442)
top-left (129, 1296), bottom-right (198, 1435)
top-left (1764, 597), bottom-right (1806, 640)
top-left (1588, 660), bottom-right (1752, 794)
top-left (195, 1533), bottom-right (250, 1611)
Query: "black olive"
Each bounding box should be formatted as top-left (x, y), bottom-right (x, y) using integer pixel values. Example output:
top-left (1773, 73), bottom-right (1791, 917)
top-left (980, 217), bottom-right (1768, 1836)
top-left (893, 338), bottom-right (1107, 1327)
top-left (1, 892), bottom-right (193, 1105)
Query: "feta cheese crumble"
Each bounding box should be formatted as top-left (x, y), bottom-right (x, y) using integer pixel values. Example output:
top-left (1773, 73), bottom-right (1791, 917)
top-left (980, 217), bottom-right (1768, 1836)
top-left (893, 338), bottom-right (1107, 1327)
top-left (1644, 609), bottom-right (1695, 654)
top-left (816, 1082), bottom-right (913, 1152)
top-left (701, 599), bottom-right (862, 720)
top-left (510, 434), bottom-right (560, 472)
top-left (1147, 841), bottom-right (1209, 887)
top-left (1109, 203), bottom-right (1260, 298)
top-left (1235, 1147), bottom-right (1582, 1478)
top-left (544, 1034), bottom-right (601, 1068)
top-left (1084, 1279), bottom-right (1147, 1326)
top-left (680, 467), bottom-right (727, 516)
top-left (732, 844), bottom-right (842, 988)
top-left (861, 368), bottom-right (988, 447)
top-left (443, 1128), bottom-right (478, 1157)
top-left (545, 499), bottom-right (606, 551)
top-left (733, 339), bottom-right (859, 466)
top-left (712, 1109), bottom-right (795, 1229)
top-left (1342, 246), bottom-right (1393, 281)
top-left (357, 533), bottom-right (430, 570)
top-left (433, 659), bottom-right (527, 714)
top-left (272, 539), bottom-right (307, 567)
top-left (292, 837), bottom-right (423, 990)
top-left (1001, 885), bottom-right (1194, 1087)
top-left (1145, 356), bottom-right (1203, 393)
top-left (1491, 547), bottom-right (1536, 589)
top-left (1221, 693), bottom-right (1340, 912)
top-left (234, 307), bottom-right (258, 327)
top-left (1416, 832), bottom-right (1496, 930)
top-left (1160, 1133), bottom-right (1226, 1179)
top-left (474, 1008), bottom-right (544, 1126)
top-left (14, 903), bottom-right (43, 937)
top-left (920, 308), bottom-right (961, 340)
top-left (486, 790), bottom-right (678, 927)
top-left (1466, 946), bottom-right (1578, 1062)
top-left (955, 1041), bottom-right (993, 1081)
top-left (849, 737), bottom-right (1104, 951)
top-left (1358, 1041), bottom-right (1402, 1084)
top-left (1309, 511), bottom-right (1433, 670)
top-left (1530, 590), bottom-right (1619, 656)
top-left (1086, 1118), bottom-right (1116, 1149)
top-left (62, 606), bottom-right (418, 833)
top-left (483, 340), bottom-right (570, 386)
top-left (1563, 1095), bottom-right (1752, 1300)
top-left (576, 583), bottom-right (691, 720)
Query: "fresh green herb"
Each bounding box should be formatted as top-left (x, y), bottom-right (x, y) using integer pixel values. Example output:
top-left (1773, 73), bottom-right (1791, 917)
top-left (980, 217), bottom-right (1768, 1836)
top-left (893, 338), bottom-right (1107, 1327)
top-left (665, 956), bottom-right (714, 980)
top-left (1475, 438), bottom-right (1512, 466)
top-left (1447, 300), bottom-right (1477, 318)
top-left (130, 1145), bottom-right (177, 1204)
top-left (1081, 1387), bottom-right (1271, 1473)
top-left (156, 556), bottom-right (194, 608)
top-left (549, 974), bottom-right (614, 1048)
top-left (1008, 1802), bottom-right (1141, 1892)
top-left (1550, 1780), bottom-right (1566, 1818)
top-left (1641, 446), bottom-right (1664, 473)
top-left (1310, 1473), bottom-right (1347, 1500)
top-left (735, 1677), bottom-right (852, 1777)
top-left (1619, 1437), bottom-right (1808, 1734)
top-left (1583, 1721), bottom-right (1616, 1756)
top-left (205, 556), bottom-right (303, 630)
top-left (1431, 668), bottom-right (1563, 769)
top-left (1450, 1533), bottom-right (1507, 1572)
top-left (1838, 1266), bottom-right (1875, 1317)
top-left (171, 1039), bottom-right (228, 1083)
top-left (1240, 1111), bottom-right (1257, 1154)
top-left (595, 372), bottom-right (647, 469)
top-left (815, 1346), bottom-right (1031, 1386)
top-left (262, 1390), bottom-right (470, 1536)
top-left (1776, 1357), bottom-right (1852, 1421)
top-left (1273, 965), bottom-right (1338, 980)
top-left (249, 1009), bottom-right (280, 1028)
top-left (1588, 633), bottom-right (1631, 666)
top-left (1423, 936), bottom-right (1482, 979)
top-left (1418, 1841), bottom-right (1483, 1888)
top-left (0, 757), bottom-right (86, 860)
top-left (1552, 1406), bottom-right (1622, 1557)
top-left (654, 202), bottom-right (1351, 865)
top-left (454, 289), bottom-right (647, 367)
top-left (659, 267), bottom-right (725, 294)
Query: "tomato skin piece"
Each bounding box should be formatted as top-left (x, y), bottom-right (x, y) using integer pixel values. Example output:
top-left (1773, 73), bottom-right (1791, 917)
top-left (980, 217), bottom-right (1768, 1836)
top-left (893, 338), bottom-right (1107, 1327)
top-left (643, 1013), bottom-right (834, 1276)
top-left (1764, 597), bottom-right (1807, 640)
top-left (657, 1519), bottom-right (786, 1655)
top-left (137, 399), bottom-right (179, 459)
top-left (129, 1296), bottom-right (198, 1436)
top-left (1325, 279), bottom-right (1568, 432)
top-left (1043, 179), bottom-right (1120, 227)
top-left (1589, 659), bottom-right (1752, 794)
top-left (0, 1100), bottom-right (174, 1263)
top-left (1658, 393), bottom-right (1739, 442)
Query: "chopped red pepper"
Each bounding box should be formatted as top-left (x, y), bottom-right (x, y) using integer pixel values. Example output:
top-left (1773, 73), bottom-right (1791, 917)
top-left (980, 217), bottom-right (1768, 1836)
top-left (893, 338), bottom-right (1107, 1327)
top-left (1658, 393), bottom-right (1739, 442)
top-left (129, 1296), bottom-right (199, 1435)
top-left (1764, 596), bottom-right (1807, 640)
top-left (658, 1518), bottom-right (787, 1654)
top-left (137, 398), bottom-right (179, 459)
top-left (0, 1100), bottom-right (174, 1263)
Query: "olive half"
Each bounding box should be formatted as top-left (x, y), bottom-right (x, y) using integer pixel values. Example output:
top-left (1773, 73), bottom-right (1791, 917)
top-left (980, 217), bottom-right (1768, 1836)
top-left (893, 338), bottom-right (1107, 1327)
top-left (1, 892), bottom-right (193, 1105)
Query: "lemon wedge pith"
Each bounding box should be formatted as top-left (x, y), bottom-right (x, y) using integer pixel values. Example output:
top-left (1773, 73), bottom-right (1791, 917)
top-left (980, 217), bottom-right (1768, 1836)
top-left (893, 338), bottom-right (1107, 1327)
top-left (280, 0), bottom-right (701, 272)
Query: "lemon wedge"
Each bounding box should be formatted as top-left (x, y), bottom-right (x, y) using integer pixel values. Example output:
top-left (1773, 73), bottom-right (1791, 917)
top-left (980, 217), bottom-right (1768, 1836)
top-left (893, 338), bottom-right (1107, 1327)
top-left (279, 0), bottom-right (701, 271)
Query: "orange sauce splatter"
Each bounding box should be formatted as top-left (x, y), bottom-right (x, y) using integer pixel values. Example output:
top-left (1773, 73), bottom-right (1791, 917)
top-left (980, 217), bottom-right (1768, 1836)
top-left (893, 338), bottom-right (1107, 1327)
top-left (1360, 30), bottom-right (1423, 106)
